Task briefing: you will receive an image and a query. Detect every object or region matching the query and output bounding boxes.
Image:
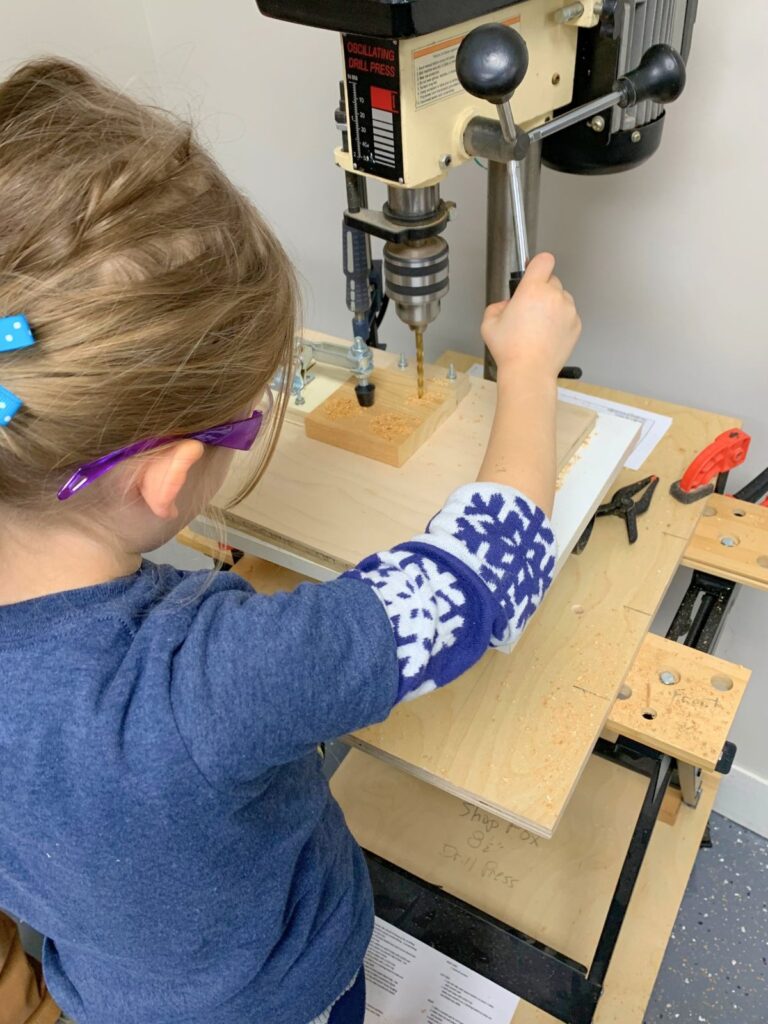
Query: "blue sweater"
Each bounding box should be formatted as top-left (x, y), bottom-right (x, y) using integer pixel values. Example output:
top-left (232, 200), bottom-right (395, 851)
top-left (0, 485), bottom-right (555, 1024)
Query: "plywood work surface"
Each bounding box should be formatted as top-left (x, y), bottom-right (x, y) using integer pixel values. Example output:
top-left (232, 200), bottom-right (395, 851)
top-left (607, 633), bottom-right (751, 771)
top-left (216, 334), bottom-right (595, 574)
top-left (682, 493), bottom-right (768, 590)
top-left (331, 749), bottom-right (719, 1024)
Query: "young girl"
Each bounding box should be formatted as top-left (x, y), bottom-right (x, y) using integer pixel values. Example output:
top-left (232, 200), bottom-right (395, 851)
top-left (0, 60), bottom-right (580, 1024)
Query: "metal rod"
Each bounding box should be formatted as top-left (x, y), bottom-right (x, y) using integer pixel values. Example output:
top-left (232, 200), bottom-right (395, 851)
top-left (497, 102), bottom-right (518, 147)
top-left (528, 90), bottom-right (624, 144)
top-left (484, 143), bottom-right (542, 380)
top-left (508, 160), bottom-right (530, 268)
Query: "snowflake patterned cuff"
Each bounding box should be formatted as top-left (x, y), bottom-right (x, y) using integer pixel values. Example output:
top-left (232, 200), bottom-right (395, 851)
top-left (415, 484), bottom-right (557, 648)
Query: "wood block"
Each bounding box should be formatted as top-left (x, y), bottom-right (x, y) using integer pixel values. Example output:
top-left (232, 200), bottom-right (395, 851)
top-left (304, 365), bottom-right (471, 468)
top-left (175, 527), bottom-right (233, 565)
top-left (607, 633), bottom-right (751, 771)
top-left (682, 493), bottom-right (768, 590)
top-left (331, 748), bottom-right (719, 1024)
top-left (304, 361), bottom-right (595, 471)
top-left (233, 554), bottom-right (311, 595)
top-left (658, 787), bottom-right (682, 827)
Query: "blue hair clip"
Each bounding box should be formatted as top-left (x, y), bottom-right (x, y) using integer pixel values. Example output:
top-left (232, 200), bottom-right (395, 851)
top-left (0, 315), bottom-right (35, 426)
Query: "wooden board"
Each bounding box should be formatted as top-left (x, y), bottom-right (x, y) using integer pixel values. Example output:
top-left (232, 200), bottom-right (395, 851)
top-left (332, 749), bottom-right (647, 968)
top-left (304, 365), bottom-right (474, 467)
top-left (330, 749), bottom-right (719, 1024)
top-left (607, 633), bottom-right (751, 771)
top-left (682, 493), bottom-right (768, 590)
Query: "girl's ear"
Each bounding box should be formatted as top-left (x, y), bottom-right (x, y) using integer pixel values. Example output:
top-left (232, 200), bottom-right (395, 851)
top-left (137, 440), bottom-right (205, 520)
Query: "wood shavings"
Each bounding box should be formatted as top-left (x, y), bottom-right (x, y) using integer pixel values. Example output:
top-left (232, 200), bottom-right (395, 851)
top-left (370, 412), bottom-right (416, 441)
top-left (405, 387), bottom-right (445, 409)
top-left (323, 396), bottom-right (362, 421)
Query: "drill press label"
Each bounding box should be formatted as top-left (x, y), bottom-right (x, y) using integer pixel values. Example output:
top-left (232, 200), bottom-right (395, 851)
top-left (411, 15), bottom-right (523, 111)
top-left (342, 33), bottom-right (404, 182)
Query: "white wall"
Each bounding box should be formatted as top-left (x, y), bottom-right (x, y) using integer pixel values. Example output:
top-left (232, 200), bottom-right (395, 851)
top-left (1, 1), bottom-right (159, 98)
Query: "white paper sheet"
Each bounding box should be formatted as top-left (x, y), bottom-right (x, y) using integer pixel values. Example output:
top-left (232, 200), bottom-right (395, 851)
top-left (556, 388), bottom-right (672, 470)
top-left (364, 917), bottom-right (520, 1023)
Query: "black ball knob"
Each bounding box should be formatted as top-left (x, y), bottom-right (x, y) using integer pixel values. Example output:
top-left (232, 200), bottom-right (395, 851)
top-left (618, 44), bottom-right (687, 107)
top-left (456, 23), bottom-right (529, 105)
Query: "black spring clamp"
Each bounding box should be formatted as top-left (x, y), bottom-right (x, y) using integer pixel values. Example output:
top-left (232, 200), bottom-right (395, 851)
top-left (574, 475), bottom-right (659, 555)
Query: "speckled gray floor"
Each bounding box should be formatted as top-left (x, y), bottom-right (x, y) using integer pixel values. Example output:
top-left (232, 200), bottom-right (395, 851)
top-left (644, 813), bottom-right (768, 1024)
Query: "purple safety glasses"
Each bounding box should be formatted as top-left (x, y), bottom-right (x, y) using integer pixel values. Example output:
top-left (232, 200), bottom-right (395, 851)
top-left (57, 390), bottom-right (273, 501)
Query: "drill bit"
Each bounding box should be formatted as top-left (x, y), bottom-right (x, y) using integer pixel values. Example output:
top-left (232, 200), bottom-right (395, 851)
top-left (414, 327), bottom-right (425, 399)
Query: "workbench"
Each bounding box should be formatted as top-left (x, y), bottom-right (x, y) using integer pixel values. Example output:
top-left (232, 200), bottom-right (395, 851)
top-left (186, 339), bottom-right (762, 1023)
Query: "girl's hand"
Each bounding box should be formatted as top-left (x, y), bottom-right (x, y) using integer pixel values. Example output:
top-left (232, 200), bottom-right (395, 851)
top-left (481, 252), bottom-right (582, 382)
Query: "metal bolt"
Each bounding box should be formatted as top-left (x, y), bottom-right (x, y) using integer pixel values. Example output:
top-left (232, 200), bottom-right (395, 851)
top-left (720, 536), bottom-right (737, 548)
top-left (554, 2), bottom-right (585, 24)
top-left (631, 130), bottom-right (642, 143)
top-left (552, 72), bottom-right (561, 86)
top-left (439, 153), bottom-right (453, 170)
top-left (659, 671), bottom-right (678, 686)
top-left (446, 363), bottom-right (457, 381)
top-left (588, 116), bottom-right (606, 133)
top-left (398, 353), bottom-right (409, 370)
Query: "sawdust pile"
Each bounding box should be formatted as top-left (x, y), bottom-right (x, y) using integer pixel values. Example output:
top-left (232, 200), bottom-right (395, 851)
top-left (370, 412), bottom-right (416, 441)
top-left (323, 396), bottom-right (362, 421)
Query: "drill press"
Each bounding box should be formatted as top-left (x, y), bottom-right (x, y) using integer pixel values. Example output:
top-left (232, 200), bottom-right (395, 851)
top-left (256, 0), bottom-right (696, 398)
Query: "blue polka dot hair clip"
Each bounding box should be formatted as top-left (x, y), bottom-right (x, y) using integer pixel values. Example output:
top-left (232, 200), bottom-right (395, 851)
top-left (0, 315), bottom-right (35, 426)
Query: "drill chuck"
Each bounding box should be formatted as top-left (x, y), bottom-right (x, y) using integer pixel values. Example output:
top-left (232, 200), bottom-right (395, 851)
top-left (383, 235), bottom-right (449, 329)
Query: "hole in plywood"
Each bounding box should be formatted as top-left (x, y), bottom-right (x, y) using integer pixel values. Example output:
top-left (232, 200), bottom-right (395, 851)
top-left (658, 669), bottom-right (680, 685)
top-left (757, 556), bottom-right (768, 569)
top-left (617, 684), bottom-right (632, 701)
top-left (641, 708), bottom-right (657, 721)
top-left (571, 604), bottom-right (585, 616)
top-left (702, 506), bottom-right (717, 517)
top-left (732, 509), bottom-right (746, 517)
top-left (711, 675), bottom-right (734, 692)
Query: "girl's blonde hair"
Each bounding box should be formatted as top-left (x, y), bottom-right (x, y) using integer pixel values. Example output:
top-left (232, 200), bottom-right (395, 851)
top-left (0, 58), bottom-right (296, 511)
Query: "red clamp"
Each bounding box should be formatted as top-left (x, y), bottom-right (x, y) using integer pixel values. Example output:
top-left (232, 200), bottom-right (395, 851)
top-left (670, 429), bottom-right (751, 504)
